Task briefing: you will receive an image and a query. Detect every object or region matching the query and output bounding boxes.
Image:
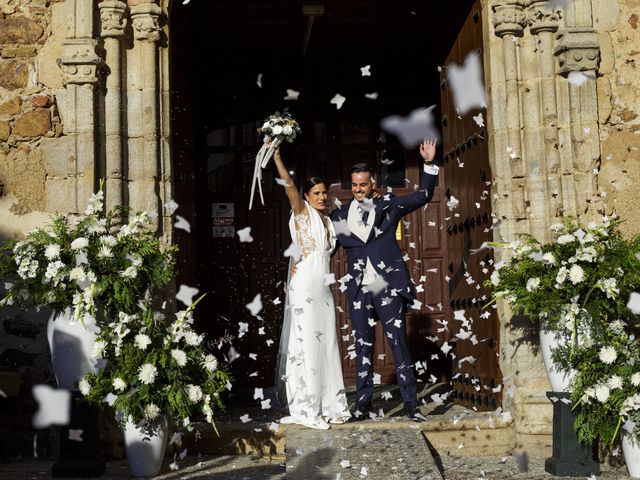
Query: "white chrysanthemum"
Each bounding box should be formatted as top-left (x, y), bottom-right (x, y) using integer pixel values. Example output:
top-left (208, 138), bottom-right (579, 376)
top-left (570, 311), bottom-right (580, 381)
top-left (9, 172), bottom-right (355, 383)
top-left (44, 244), bottom-right (61, 260)
top-left (557, 234), bottom-right (575, 245)
top-left (171, 349), bottom-right (187, 367)
top-left (599, 346), bottom-right (618, 365)
top-left (576, 246), bottom-right (597, 262)
top-left (112, 377), bottom-right (127, 392)
top-left (91, 340), bottom-right (106, 359)
top-left (608, 375), bottom-right (624, 390)
top-left (595, 385), bottom-right (611, 403)
top-left (97, 245), bottom-right (113, 259)
top-left (549, 223), bottom-right (564, 233)
top-left (126, 254), bottom-right (143, 267)
top-left (609, 319), bottom-right (625, 334)
top-left (541, 252), bottom-right (556, 265)
top-left (120, 266), bottom-right (138, 279)
top-left (100, 235), bottom-right (118, 247)
top-left (134, 334), bottom-right (152, 351)
top-left (78, 378), bottom-right (91, 396)
top-left (44, 261), bottom-right (66, 284)
top-left (138, 363), bottom-right (157, 384)
top-left (71, 237), bottom-right (89, 251)
top-left (526, 277), bottom-right (541, 292)
top-left (186, 384), bottom-right (203, 403)
top-left (568, 265), bottom-right (585, 285)
top-left (184, 331), bottom-right (202, 346)
top-left (69, 266), bottom-right (86, 281)
top-left (272, 125), bottom-right (283, 136)
top-left (632, 373), bottom-right (640, 387)
top-left (283, 125), bottom-right (293, 135)
top-left (202, 354), bottom-right (218, 372)
top-left (599, 278), bottom-right (619, 299)
top-left (490, 270), bottom-right (500, 287)
top-left (144, 403), bottom-right (161, 420)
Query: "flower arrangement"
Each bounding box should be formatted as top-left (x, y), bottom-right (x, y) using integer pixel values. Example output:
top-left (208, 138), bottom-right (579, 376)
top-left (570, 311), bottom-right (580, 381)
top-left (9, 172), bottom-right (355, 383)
top-left (486, 216), bottom-right (640, 336)
top-left (80, 296), bottom-right (230, 434)
top-left (0, 184), bottom-right (176, 322)
top-left (257, 109), bottom-right (301, 144)
top-left (485, 215), bottom-right (640, 448)
top-left (249, 109), bottom-right (302, 210)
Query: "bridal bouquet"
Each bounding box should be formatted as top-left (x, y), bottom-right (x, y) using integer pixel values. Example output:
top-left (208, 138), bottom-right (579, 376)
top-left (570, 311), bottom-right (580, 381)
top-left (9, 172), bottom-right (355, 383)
top-left (249, 110), bottom-right (301, 209)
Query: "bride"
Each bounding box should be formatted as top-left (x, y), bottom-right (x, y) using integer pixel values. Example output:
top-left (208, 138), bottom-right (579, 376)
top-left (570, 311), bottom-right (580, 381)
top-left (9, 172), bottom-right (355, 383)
top-left (272, 145), bottom-right (351, 429)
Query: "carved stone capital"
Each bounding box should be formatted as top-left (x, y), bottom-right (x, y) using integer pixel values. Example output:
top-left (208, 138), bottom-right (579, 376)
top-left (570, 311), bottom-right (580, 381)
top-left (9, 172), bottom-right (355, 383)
top-left (554, 27), bottom-right (600, 75)
top-left (99, 0), bottom-right (128, 38)
top-left (527, 1), bottom-right (560, 35)
top-left (130, 3), bottom-right (162, 43)
top-left (58, 39), bottom-right (103, 85)
top-left (492, 1), bottom-right (528, 38)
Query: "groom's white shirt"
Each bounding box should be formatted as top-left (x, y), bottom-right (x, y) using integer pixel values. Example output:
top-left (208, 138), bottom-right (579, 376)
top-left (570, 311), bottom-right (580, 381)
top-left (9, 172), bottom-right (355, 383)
top-left (347, 200), bottom-right (378, 285)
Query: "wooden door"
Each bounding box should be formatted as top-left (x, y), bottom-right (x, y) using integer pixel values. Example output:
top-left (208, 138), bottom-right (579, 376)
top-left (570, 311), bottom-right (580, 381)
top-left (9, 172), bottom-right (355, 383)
top-left (439, 0), bottom-right (503, 410)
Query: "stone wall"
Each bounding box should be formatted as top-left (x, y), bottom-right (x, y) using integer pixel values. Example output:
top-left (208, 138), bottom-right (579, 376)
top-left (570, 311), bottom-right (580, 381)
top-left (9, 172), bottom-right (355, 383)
top-left (0, 0), bottom-right (63, 458)
top-left (596, 0), bottom-right (640, 238)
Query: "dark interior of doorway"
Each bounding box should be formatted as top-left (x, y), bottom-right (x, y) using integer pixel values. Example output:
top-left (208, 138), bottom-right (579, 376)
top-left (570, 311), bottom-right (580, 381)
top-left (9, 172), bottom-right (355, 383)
top-left (169, 0), bottom-right (477, 395)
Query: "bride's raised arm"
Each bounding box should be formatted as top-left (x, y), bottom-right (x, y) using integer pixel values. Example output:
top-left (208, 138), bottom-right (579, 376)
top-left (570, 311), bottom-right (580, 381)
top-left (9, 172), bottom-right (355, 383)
top-left (272, 145), bottom-right (305, 215)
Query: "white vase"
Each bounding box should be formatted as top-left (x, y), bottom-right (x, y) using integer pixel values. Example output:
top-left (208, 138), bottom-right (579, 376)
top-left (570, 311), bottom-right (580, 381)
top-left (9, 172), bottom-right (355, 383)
top-left (539, 327), bottom-right (577, 392)
top-left (123, 416), bottom-right (168, 477)
top-left (623, 432), bottom-right (640, 478)
top-left (46, 308), bottom-right (100, 390)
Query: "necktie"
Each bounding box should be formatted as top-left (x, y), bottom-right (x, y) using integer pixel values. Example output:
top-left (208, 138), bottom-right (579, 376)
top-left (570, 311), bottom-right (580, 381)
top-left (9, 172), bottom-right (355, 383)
top-left (359, 206), bottom-right (369, 224)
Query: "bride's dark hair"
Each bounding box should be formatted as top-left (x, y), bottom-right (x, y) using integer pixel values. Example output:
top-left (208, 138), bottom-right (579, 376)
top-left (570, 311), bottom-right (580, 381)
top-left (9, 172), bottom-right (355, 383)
top-left (302, 177), bottom-right (325, 195)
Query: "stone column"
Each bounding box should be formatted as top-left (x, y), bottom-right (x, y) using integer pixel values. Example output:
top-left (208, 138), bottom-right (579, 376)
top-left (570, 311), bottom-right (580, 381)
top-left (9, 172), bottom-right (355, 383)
top-left (99, 1), bottom-right (128, 212)
top-left (56, 0), bottom-right (102, 213)
top-left (128, 2), bottom-right (163, 228)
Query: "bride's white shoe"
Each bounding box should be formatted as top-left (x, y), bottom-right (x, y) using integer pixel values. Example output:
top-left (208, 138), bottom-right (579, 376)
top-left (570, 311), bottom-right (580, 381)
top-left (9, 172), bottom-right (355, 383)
top-left (279, 416), bottom-right (297, 425)
top-left (302, 419), bottom-right (331, 430)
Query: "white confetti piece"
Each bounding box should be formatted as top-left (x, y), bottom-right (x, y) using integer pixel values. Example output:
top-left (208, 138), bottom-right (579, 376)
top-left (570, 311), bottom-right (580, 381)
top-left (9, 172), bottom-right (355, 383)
top-left (284, 242), bottom-right (301, 262)
top-left (330, 93), bottom-right (346, 110)
top-left (441, 342), bottom-right (453, 355)
top-left (169, 461), bottom-right (179, 471)
top-left (364, 92), bottom-right (379, 100)
top-left (176, 284), bottom-right (199, 307)
top-left (237, 226), bottom-right (253, 242)
top-left (174, 215), bottom-right (191, 233)
top-left (472, 112), bottom-right (485, 127)
top-left (261, 399), bottom-right (271, 409)
top-left (447, 195), bottom-right (460, 211)
top-left (269, 422), bottom-right (280, 432)
top-left (360, 65), bottom-right (371, 76)
top-left (239, 414), bottom-right (252, 423)
top-left (446, 51), bottom-right (487, 114)
top-left (238, 322), bottom-right (249, 338)
top-left (372, 373), bottom-right (381, 385)
top-left (360, 466), bottom-right (368, 476)
top-left (380, 105), bottom-right (440, 149)
top-left (324, 273), bottom-right (336, 286)
top-left (246, 294), bottom-right (262, 316)
top-left (68, 429), bottom-right (83, 442)
top-left (275, 178), bottom-right (289, 187)
top-left (340, 459), bottom-right (351, 468)
top-left (256, 73), bottom-right (263, 88)
top-left (627, 292), bottom-right (640, 314)
top-left (164, 199), bottom-right (179, 215)
top-left (284, 89), bottom-right (300, 100)
top-left (32, 385), bottom-right (71, 428)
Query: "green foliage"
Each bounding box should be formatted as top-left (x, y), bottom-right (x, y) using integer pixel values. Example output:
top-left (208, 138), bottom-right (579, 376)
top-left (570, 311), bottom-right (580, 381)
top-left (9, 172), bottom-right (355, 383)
top-left (485, 216), bottom-right (640, 447)
top-left (81, 298), bottom-right (230, 435)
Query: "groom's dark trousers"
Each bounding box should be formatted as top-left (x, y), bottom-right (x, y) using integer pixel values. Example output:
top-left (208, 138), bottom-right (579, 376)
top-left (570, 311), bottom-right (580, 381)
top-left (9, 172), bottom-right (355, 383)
top-left (349, 289), bottom-right (417, 408)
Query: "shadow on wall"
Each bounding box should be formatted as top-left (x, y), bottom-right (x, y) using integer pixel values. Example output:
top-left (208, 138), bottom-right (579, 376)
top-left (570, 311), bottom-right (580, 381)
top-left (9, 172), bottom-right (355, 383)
top-left (0, 194), bottom-right (50, 244)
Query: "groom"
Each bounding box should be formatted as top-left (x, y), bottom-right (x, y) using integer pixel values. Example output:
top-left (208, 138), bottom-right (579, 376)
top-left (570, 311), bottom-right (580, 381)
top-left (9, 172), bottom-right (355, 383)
top-left (331, 139), bottom-right (439, 422)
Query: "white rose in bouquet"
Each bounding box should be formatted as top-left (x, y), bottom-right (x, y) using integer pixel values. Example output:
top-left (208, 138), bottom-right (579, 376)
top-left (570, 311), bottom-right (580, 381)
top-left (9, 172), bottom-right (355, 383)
top-left (272, 125), bottom-right (283, 136)
top-left (283, 125), bottom-right (293, 135)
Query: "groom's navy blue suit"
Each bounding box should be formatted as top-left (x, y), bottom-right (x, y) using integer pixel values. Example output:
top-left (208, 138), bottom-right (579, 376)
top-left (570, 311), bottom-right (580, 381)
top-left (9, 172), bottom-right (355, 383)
top-left (331, 166), bottom-right (439, 410)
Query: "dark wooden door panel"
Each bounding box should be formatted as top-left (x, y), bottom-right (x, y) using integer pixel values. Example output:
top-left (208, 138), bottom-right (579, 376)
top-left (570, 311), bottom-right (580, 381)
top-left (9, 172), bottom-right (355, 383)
top-left (440, 0), bottom-right (502, 411)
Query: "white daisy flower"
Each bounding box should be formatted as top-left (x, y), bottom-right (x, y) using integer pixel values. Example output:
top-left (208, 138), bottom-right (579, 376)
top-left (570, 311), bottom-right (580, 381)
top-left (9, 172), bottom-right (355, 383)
top-left (608, 375), bottom-right (624, 390)
top-left (134, 334), bottom-right (152, 351)
top-left (97, 245), bottom-right (113, 259)
top-left (78, 378), bottom-right (91, 396)
top-left (599, 346), bottom-right (618, 365)
top-left (595, 385), bottom-right (611, 403)
top-left (184, 331), bottom-right (202, 346)
top-left (549, 223), bottom-right (564, 233)
top-left (138, 363), bottom-right (157, 384)
top-left (568, 265), bottom-right (585, 284)
top-left (202, 354), bottom-right (218, 372)
top-left (69, 266), bottom-right (86, 281)
top-left (44, 244), bottom-right (61, 260)
top-left (70, 237), bottom-right (89, 251)
top-left (100, 235), bottom-right (118, 247)
top-left (171, 349), bottom-right (187, 367)
top-left (186, 384), bottom-right (203, 403)
top-left (541, 252), bottom-right (556, 265)
top-left (526, 277), bottom-right (541, 292)
top-left (112, 377), bottom-right (127, 392)
top-left (144, 403), bottom-right (161, 420)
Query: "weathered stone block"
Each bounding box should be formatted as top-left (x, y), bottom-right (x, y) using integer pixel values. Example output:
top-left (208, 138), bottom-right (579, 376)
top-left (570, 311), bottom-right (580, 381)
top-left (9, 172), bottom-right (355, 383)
top-left (0, 121), bottom-right (9, 141)
top-left (0, 96), bottom-right (21, 116)
top-left (41, 136), bottom-right (73, 177)
top-left (30, 94), bottom-right (50, 108)
top-left (13, 109), bottom-right (51, 137)
top-left (0, 17), bottom-right (43, 44)
top-left (0, 60), bottom-right (29, 90)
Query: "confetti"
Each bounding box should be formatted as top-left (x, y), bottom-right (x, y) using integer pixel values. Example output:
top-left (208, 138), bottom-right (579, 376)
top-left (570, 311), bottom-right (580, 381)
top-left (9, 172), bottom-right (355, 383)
top-left (364, 92), bottom-right (379, 100)
top-left (239, 414), bottom-right (252, 423)
top-left (284, 242), bottom-right (302, 262)
top-left (174, 215), bottom-right (191, 233)
top-left (237, 227), bottom-right (253, 242)
top-left (380, 105), bottom-right (440, 149)
top-left (32, 385), bottom-right (71, 428)
top-left (256, 73), bottom-right (263, 88)
top-left (68, 429), bottom-right (83, 442)
top-left (261, 399), bottom-right (271, 409)
top-left (360, 65), bottom-right (371, 76)
top-left (472, 112), bottom-right (485, 127)
top-left (446, 51), bottom-right (487, 114)
top-left (330, 93), bottom-right (346, 110)
top-left (176, 284), bottom-right (199, 307)
top-left (340, 459), bottom-right (351, 468)
top-left (627, 292), bottom-right (640, 314)
top-left (245, 294), bottom-right (262, 316)
top-left (284, 89), bottom-right (300, 100)
top-left (164, 199), bottom-right (179, 215)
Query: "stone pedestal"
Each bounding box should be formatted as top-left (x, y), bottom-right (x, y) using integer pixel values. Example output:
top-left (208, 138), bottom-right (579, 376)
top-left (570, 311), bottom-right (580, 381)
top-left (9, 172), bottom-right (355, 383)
top-left (544, 391), bottom-right (599, 477)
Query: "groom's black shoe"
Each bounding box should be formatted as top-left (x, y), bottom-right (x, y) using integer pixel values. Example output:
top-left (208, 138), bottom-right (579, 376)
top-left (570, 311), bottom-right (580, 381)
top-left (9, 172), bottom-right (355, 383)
top-left (349, 404), bottom-right (372, 422)
top-left (405, 403), bottom-right (427, 422)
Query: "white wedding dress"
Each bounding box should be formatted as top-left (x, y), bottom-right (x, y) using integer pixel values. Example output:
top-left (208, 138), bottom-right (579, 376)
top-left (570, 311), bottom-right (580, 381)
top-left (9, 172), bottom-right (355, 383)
top-left (277, 202), bottom-right (351, 429)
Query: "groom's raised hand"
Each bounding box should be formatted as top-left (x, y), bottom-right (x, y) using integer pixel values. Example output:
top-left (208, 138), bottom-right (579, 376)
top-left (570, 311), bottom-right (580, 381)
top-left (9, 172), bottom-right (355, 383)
top-left (420, 138), bottom-right (437, 165)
